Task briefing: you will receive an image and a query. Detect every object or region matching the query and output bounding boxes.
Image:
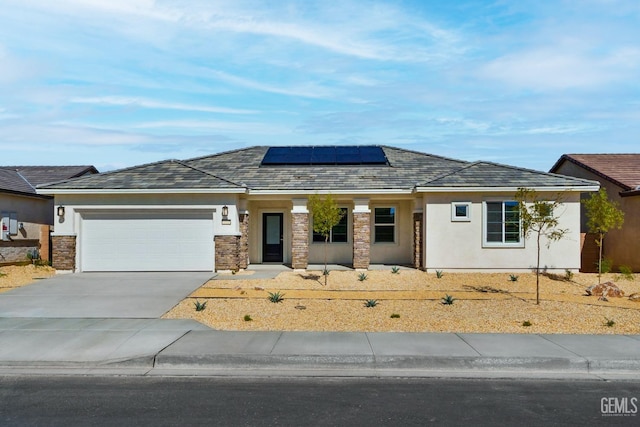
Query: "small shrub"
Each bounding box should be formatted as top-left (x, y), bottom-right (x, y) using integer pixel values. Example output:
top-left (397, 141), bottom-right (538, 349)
top-left (441, 294), bottom-right (455, 305)
top-left (391, 266), bottom-right (400, 274)
top-left (322, 269), bottom-right (330, 276)
top-left (522, 320), bottom-right (532, 327)
top-left (604, 317), bottom-right (615, 327)
top-left (509, 274), bottom-right (519, 282)
top-left (358, 273), bottom-right (368, 282)
top-left (194, 300), bottom-right (207, 311)
top-left (244, 314), bottom-right (253, 322)
top-left (390, 313), bottom-right (400, 318)
top-left (598, 258), bottom-right (613, 275)
top-left (268, 291), bottom-right (285, 303)
top-left (564, 269), bottom-right (574, 282)
top-left (364, 299), bottom-right (378, 308)
top-left (436, 270), bottom-right (444, 279)
top-left (619, 265), bottom-right (635, 281)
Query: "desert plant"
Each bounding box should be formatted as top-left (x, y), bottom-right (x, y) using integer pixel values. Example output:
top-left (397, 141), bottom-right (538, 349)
top-left (390, 313), bottom-right (400, 318)
top-left (391, 266), bottom-right (400, 274)
top-left (435, 270), bottom-right (444, 279)
top-left (598, 258), bottom-right (613, 275)
top-left (194, 300), bottom-right (207, 311)
top-left (583, 188), bottom-right (624, 285)
top-left (441, 294), bottom-right (455, 305)
top-left (323, 269), bottom-right (330, 276)
top-left (244, 314), bottom-right (253, 322)
top-left (268, 291), bottom-right (285, 303)
top-left (358, 272), bottom-right (368, 282)
top-left (309, 194), bottom-right (345, 286)
top-left (364, 299), bottom-right (378, 307)
top-left (522, 320), bottom-right (532, 327)
top-left (619, 265), bottom-right (635, 281)
top-left (604, 317), bottom-right (615, 327)
top-left (564, 269), bottom-right (574, 282)
top-left (515, 188), bottom-right (569, 305)
top-left (509, 274), bottom-right (519, 282)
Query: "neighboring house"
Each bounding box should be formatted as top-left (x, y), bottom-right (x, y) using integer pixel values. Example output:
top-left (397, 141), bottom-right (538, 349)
top-left (1, 166), bottom-right (98, 264)
top-left (37, 146), bottom-right (598, 273)
top-left (550, 154), bottom-right (640, 272)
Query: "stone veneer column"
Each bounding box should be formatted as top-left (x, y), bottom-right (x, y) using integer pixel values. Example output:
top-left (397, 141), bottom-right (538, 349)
top-left (52, 235), bottom-right (76, 270)
top-left (214, 235), bottom-right (240, 271)
top-left (238, 213), bottom-right (249, 269)
top-left (352, 199), bottom-right (371, 270)
top-left (413, 212), bottom-right (424, 270)
top-left (291, 199), bottom-right (309, 270)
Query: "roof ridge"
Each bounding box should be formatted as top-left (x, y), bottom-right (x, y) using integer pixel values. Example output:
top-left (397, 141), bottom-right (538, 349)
top-left (419, 161), bottom-right (480, 185)
top-left (15, 170), bottom-right (36, 191)
top-left (171, 160), bottom-right (245, 188)
top-left (183, 146), bottom-right (266, 163)
top-left (379, 145), bottom-right (470, 166)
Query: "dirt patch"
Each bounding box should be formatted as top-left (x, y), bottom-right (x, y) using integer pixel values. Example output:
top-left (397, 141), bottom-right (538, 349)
top-left (164, 270), bottom-right (640, 334)
top-left (0, 264), bottom-right (56, 292)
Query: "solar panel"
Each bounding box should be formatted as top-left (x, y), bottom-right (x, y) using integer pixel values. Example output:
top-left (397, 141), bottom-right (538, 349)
top-left (261, 146), bottom-right (388, 166)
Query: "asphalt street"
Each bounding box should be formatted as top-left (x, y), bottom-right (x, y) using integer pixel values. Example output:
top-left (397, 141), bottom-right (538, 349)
top-left (1, 376), bottom-right (639, 426)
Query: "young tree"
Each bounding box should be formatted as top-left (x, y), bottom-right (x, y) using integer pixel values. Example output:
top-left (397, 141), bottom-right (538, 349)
top-left (515, 188), bottom-right (569, 305)
top-left (308, 194), bottom-right (345, 286)
top-left (582, 188), bottom-right (624, 284)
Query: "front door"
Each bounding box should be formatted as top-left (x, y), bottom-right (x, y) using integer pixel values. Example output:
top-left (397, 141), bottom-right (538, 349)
top-left (262, 213), bottom-right (283, 262)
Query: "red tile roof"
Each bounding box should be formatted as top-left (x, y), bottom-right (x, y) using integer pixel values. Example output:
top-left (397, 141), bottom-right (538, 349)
top-left (551, 154), bottom-right (640, 192)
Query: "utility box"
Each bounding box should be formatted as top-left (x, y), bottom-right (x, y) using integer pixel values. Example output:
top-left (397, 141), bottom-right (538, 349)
top-left (1, 212), bottom-right (18, 240)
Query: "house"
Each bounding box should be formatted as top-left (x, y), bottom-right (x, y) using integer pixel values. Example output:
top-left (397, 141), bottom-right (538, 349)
top-left (550, 154), bottom-right (640, 272)
top-left (36, 146), bottom-right (598, 273)
top-left (1, 166), bottom-right (98, 264)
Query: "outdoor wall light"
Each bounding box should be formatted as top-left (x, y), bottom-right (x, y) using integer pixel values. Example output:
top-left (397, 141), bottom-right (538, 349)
top-left (221, 205), bottom-right (229, 219)
top-left (57, 206), bottom-right (65, 217)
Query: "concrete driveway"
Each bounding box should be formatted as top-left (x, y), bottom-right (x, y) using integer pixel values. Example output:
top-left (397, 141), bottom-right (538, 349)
top-left (0, 272), bottom-right (213, 318)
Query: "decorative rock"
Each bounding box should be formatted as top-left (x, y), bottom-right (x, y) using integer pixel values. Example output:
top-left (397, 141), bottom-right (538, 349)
top-left (598, 296), bottom-right (608, 302)
top-left (628, 293), bottom-right (640, 302)
top-left (254, 286), bottom-right (265, 291)
top-left (585, 282), bottom-right (624, 298)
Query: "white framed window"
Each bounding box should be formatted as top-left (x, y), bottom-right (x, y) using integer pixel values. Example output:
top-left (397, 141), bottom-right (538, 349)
top-left (312, 207), bottom-right (348, 243)
top-left (451, 202), bottom-right (471, 222)
top-left (483, 201), bottom-right (523, 247)
top-left (374, 207), bottom-right (396, 243)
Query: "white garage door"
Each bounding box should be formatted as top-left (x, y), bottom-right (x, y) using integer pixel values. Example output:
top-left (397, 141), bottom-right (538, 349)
top-left (80, 211), bottom-right (215, 272)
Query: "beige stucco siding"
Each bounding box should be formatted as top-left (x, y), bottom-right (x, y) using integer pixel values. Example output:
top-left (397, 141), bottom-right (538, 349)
top-left (369, 200), bottom-right (413, 265)
top-left (423, 192), bottom-right (582, 272)
top-left (554, 162), bottom-right (639, 271)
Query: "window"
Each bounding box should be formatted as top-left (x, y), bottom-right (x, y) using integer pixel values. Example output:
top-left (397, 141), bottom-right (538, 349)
top-left (484, 201), bottom-right (522, 246)
top-left (374, 207), bottom-right (395, 243)
top-left (312, 208), bottom-right (348, 243)
top-left (451, 202), bottom-right (471, 222)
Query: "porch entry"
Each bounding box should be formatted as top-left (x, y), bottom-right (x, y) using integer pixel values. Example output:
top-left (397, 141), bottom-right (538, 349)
top-left (262, 213), bottom-right (283, 262)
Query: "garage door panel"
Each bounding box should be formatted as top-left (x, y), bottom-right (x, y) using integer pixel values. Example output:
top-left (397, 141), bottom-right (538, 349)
top-left (81, 211), bottom-right (214, 272)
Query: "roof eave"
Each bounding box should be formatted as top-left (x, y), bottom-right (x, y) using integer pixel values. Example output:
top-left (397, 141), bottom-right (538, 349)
top-left (36, 188), bottom-right (247, 195)
top-left (415, 185), bottom-right (601, 193)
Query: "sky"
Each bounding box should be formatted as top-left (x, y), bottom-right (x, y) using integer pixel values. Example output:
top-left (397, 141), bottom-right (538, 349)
top-left (1, 0), bottom-right (639, 173)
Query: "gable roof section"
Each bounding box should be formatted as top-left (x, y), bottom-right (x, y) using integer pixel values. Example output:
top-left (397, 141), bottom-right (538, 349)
top-left (37, 159), bottom-right (245, 194)
top-left (550, 154), bottom-right (640, 193)
top-left (36, 146), bottom-right (600, 194)
top-left (0, 165), bottom-right (97, 198)
top-left (418, 161), bottom-right (599, 191)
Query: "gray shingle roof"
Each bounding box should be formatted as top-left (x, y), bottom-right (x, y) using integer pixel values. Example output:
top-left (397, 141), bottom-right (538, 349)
top-left (37, 146), bottom-right (598, 193)
top-left (420, 161), bottom-right (598, 188)
top-left (37, 160), bottom-right (244, 191)
top-left (0, 165), bottom-right (97, 196)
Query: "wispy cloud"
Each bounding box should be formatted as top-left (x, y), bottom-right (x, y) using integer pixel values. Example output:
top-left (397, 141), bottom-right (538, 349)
top-left (71, 96), bottom-right (257, 114)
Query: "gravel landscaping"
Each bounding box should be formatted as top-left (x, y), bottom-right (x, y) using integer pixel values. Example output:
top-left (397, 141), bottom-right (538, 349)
top-left (164, 269), bottom-right (640, 334)
top-left (0, 264), bottom-right (56, 292)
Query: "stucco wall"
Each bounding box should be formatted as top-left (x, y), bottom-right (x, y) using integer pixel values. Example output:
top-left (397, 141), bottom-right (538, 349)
top-left (1, 193), bottom-right (53, 225)
top-left (369, 200), bottom-right (413, 265)
top-left (554, 162), bottom-right (639, 271)
top-left (423, 192), bottom-right (582, 272)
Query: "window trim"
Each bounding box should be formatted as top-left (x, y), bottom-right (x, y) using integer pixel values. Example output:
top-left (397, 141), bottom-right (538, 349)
top-left (451, 201), bottom-right (471, 222)
top-left (311, 207), bottom-right (349, 244)
top-left (373, 206), bottom-right (397, 244)
top-left (482, 200), bottom-right (524, 248)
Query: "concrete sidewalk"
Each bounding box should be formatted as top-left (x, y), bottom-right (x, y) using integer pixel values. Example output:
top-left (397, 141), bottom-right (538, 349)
top-left (1, 317), bottom-right (639, 379)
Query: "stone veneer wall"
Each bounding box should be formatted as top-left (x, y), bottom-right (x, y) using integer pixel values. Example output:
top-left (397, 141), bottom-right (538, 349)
top-left (215, 235), bottom-right (240, 271)
top-left (52, 235), bottom-right (76, 270)
top-left (238, 214), bottom-right (249, 269)
top-left (291, 212), bottom-right (308, 269)
top-left (353, 212), bottom-right (370, 269)
top-left (0, 240), bottom-right (39, 264)
top-left (413, 212), bottom-right (423, 270)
